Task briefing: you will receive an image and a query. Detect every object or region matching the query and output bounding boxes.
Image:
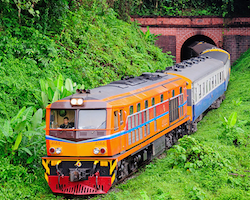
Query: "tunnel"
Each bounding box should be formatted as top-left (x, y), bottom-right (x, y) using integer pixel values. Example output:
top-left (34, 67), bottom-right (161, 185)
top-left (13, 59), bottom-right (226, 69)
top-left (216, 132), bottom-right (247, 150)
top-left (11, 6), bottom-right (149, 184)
top-left (181, 35), bottom-right (216, 61)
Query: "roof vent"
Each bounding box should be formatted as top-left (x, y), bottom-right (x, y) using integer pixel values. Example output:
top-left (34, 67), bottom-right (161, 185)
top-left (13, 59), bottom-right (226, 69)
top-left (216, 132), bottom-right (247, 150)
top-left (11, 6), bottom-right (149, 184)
top-left (76, 89), bottom-right (90, 94)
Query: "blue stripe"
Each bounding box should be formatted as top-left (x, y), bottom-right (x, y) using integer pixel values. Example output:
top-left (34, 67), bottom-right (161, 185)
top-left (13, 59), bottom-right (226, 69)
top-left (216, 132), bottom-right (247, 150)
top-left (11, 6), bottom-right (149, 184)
top-left (46, 100), bottom-right (187, 144)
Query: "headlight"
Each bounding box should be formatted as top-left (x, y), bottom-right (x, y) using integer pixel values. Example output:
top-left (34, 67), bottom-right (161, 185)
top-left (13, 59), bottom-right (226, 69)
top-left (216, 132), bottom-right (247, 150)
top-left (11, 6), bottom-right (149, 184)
top-left (93, 148), bottom-right (99, 155)
top-left (77, 98), bottom-right (83, 105)
top-left (71, 98), bottom-right (77, 105)
top-left (56, 147), bottom-right (62, 154)
top-left (70, 98), bottom-right (84, 106)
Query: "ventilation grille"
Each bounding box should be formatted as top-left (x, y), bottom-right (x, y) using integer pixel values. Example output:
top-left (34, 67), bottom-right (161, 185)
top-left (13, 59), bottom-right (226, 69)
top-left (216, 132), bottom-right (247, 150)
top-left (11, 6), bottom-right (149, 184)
top-left (56, 183), bottom-right (104, 195)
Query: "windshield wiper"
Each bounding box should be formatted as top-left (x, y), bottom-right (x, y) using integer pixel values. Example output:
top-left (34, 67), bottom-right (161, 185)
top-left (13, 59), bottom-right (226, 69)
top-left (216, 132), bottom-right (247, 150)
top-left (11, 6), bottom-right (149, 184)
top-left (91, 121), bottom-right (106, 134)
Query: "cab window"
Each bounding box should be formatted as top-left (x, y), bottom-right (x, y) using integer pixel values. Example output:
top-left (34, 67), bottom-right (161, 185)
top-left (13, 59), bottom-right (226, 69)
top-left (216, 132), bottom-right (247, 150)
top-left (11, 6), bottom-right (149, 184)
top-left (50, 109), bottom-right (75, 129)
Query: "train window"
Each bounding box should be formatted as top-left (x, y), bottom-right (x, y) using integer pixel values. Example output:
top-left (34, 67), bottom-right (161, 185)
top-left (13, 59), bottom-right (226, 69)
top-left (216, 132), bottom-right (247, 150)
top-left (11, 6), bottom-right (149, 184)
top-left (172, 90), bottom-right (175, 97)
top-left (137, 103), bottom-right (141, 112)
top-left (203, 82), bottom-right (205, 96)
top-left (114, 111), bottom-right (119, 131)
top-left (129, 106), bottom-right (133, 115)
top-left (222, 71), bottom-right (224, 80)
top-left (145, 100), bottom-right (148, 109)
top-left (78, 109), bottom-right (106, 129)
top-left (217, 73), bottom-right (220, 84)
top-left (120, 110), bottom-right (123, 125)
top-left (50, 109), bottom-right (75, 129)
top-left (199, 85), bottom-right (201, 99)
top-left (215, 75), bottom-right (217, 86)
top-left (212, 77), bottom-right (214, 88)
top-left (209, 78), bottom-right (211, 91)
top-left (152, 97), bottom-right (155, 106)
top-left (206, 80), bottom-right (208, 93)
top-left (180, 87), bottom-right (182, 94)
top-left (194, 88), bottom-right (197, 102)
top-left (160, 94), bottom-right (164, 102)
top-left (220, 72), bottom-right (222, 82)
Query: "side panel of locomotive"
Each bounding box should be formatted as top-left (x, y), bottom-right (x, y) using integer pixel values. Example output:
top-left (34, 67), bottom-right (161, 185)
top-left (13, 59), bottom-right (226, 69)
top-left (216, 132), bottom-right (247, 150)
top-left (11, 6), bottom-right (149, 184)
top-left (42, 73), bottom-right (191, 195)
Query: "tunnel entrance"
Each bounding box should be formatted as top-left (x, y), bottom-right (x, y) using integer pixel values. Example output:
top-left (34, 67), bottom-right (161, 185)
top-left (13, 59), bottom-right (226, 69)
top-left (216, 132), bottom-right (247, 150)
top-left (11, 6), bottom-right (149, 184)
top-left (181, 35), bottom-right (216, 61)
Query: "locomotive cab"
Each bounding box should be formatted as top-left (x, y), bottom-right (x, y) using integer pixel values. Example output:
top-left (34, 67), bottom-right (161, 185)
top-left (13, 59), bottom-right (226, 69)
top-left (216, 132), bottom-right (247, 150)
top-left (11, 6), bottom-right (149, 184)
top-left (49, 109), bottom-right (107, 141)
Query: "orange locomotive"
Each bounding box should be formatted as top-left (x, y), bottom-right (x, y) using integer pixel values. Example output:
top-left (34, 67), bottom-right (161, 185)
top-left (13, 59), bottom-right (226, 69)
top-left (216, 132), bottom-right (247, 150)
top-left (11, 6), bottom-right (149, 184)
top-left (42, 72), bottom-right (190, 195)
top-left (42, 42), bottom-right (230, 195)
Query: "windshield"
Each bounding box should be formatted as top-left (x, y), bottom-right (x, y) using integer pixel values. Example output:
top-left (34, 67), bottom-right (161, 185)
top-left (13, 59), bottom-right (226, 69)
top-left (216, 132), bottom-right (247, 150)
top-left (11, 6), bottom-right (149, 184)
top-left (78, 110), bottom-right (106, 129)
top-left (50, 109), bottom-right (75, 129)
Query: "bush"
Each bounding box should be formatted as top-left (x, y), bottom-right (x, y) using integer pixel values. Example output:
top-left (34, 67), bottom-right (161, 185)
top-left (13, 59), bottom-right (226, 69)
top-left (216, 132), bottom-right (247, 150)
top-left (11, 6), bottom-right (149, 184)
top-left (166, 136), bottom-right (230, 171)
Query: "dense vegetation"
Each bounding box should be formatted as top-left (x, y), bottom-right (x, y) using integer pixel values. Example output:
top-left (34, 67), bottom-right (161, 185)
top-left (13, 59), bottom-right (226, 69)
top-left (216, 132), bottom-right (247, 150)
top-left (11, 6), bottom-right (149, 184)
top-left (0, 0), bottom-right (173, 199)
top-left (96, 49), bottom-right (250, 199)
top-left (0, 0), bottom-right (173, 120)
top-left (109, 0), bottom-right (250, 19)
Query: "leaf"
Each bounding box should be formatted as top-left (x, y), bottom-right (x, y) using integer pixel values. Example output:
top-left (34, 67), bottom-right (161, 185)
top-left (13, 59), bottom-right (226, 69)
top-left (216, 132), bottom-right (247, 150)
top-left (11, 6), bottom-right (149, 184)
top-left (1, 120), bottom-right (13, 138)
top-left (26, 156), bottom-right (35, 164)
top-left (47, 78), bottom-right (56, 92)
top-left (41, 91), bottom-right (48, 108)
top-left (60, 88), bottom-right (68, 99)
top-left (228, 112), bottom-right (237, 128)
top-left (47, 87), bottom-right (54, 102)
top-left (52, 89), bottom-right (60, 103)
top-left (39, 79), bottom-right (46, 93)
top-left (14, 121), bottom-right (27, 133)
top-left (21, 107), bottom-right (34, 122)
top-left (20, 147), bottom-right (33, 156)
top-left (11, 106), bottom-right (26, 125)
top-left (56, 74), bottom-right (64, 92)
top-left (12, 132), bottom-right (23, 151)
top-left (31, 108), bottom-right (42, 130)
top-left (65, 78), bottom-right (73, 93)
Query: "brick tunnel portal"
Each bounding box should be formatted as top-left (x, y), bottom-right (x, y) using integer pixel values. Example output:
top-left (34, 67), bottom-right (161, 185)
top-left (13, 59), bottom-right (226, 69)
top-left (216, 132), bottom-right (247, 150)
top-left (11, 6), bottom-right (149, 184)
top-left (181, 35), bottom-right (216, 61)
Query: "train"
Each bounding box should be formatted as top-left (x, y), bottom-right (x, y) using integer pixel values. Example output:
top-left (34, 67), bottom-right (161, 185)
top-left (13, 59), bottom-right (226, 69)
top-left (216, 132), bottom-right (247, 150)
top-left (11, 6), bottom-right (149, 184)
top-left (42, 42), bottom-right (230, 195)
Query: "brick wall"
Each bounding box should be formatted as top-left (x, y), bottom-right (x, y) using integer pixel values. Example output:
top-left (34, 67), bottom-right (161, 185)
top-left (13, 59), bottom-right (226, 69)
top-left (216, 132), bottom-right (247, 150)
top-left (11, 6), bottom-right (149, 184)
top-left (223, 35), bottom-right (250, 64)
top-left (133, 17), bottom-right (250, 64)
top-left (155, 35), bottom-right (176, 59)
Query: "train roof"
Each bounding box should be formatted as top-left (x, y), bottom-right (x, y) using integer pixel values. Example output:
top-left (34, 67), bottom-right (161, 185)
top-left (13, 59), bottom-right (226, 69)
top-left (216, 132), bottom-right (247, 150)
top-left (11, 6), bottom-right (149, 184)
top-left (63, 73), bottom-right (177, 101)
top-left (165, 56), bottom-right (224, 82)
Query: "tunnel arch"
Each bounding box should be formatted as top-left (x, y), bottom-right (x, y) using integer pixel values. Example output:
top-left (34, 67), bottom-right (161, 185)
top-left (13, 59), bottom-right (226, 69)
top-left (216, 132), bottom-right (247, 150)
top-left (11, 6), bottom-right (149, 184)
top-left (181, 35), bottom-right (216, 61)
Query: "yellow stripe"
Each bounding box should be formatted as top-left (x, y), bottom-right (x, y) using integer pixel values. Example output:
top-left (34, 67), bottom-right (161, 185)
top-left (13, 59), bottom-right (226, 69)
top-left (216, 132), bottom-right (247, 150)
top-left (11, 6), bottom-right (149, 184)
top-left (100, 161), bottom-right (108, 166)
top-left (202, 49), bottom-right (230, 60)
top-left (42, 159), bottom-right (50, 175)
top-left (44, 173), bottom-right (48, 183)
top-left (111, 173), bottom-right (116, 184)
top-left (51, 160), bottom-right (61, 166)
top-left (109, 160), bottom-right (117, 175)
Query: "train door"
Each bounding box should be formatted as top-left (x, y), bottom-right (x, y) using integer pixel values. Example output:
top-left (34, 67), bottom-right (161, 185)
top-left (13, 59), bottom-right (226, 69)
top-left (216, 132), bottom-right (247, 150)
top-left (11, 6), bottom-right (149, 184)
top-left (119, 108), bottom-right (126, 152)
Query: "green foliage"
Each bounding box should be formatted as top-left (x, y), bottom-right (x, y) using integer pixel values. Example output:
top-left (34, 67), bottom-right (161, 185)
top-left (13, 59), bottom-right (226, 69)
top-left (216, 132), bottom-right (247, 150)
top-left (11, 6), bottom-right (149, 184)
top-left (109, 0), bottom-right (250, 18)
top-left (34, 74), bottom-right (84, 109)
top-left (0, 0), bottom-right (173, 120)
top-left (166, 136), bottom-right (230, 171)
top-left (219, 111), bottom-right (247, 146)
top-left (0, 106), bottom-right (45, 167)
top-left (188, 186), bottom-right (207, 200)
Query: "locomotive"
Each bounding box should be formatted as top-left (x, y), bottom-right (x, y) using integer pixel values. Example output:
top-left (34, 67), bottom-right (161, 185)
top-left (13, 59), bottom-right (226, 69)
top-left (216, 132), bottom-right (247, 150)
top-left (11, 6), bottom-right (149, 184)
top-left (42, 42), bottom-right (230, 195)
